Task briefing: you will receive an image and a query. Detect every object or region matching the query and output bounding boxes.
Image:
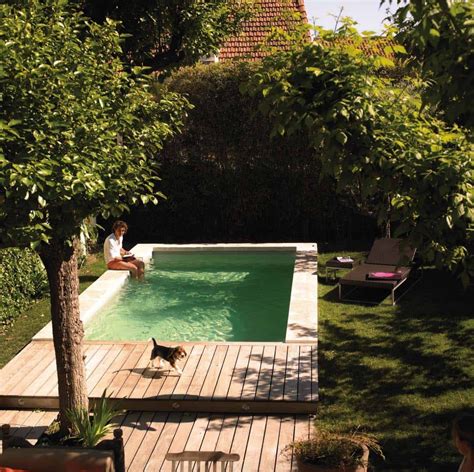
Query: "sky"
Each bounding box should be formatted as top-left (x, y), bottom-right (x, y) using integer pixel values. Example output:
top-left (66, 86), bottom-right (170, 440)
top-left (304, 0), bottom-right (395, 34)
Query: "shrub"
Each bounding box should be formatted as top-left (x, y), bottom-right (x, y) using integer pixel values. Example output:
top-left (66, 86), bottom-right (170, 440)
top-left (287, 428), bottom-right (384, 469)
top-left (119, 62), bottom-right (375, 244)
top-left (0, 247), bottom-right (48, 326)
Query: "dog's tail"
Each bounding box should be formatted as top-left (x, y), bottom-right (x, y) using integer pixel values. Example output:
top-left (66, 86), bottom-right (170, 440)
top-left (149, 337), bottom-right (158, 347)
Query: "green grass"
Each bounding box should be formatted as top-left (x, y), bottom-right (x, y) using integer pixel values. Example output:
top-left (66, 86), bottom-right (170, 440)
top-left (0, 253), bottom-right (106, 368)
top-left (0, 248), bottom-right (472, 470)
top-left (317, 251), bottom-right (474, 471)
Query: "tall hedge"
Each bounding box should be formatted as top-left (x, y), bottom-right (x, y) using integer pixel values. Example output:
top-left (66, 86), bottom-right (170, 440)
top-left (0, 248), bottom-right (48, 326)
top-left (122, 62), bottom-right (375, 244)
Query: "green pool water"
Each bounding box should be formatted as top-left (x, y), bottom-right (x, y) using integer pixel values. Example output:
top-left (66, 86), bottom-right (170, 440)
top-left (85, 251), bottom-right (295, 342)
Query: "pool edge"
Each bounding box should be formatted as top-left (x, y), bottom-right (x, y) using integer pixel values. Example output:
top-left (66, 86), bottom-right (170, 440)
top-left (33, 243), bottom-right (318, 343)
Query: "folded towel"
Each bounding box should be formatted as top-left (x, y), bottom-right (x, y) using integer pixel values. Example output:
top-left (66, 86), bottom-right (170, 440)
top-left (336, 256), bottom-right (353, 263)
top-left (367, 271), bottom-right (403, 280)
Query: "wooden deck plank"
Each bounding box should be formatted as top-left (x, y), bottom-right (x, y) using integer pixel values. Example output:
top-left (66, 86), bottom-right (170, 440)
top-left (0, 409), bottom-right (57, 453)
top-left (18, 348), bottom-right (58, 396)
top-left (255, 345), bottom-right (276, 400)
top-left (89, 344), bottom-right (136, 397)
top-left (284, 345), bottom-right (300, 402)
top-left (142, 412), bottom-right (181, 471)
top-left (7, 410), bottom-right (36, 436)
top-left (214, 415), bottom-right (239, 454)
top-left (212, 345), bottom-right (241, 400)
top-left (0, 410), bottom-right (21, 427)
top-left (45, 343), bottom-right (101, 397)
top-left (294, 414), bottom-right (310, 442)
top-left (120, 411), bottom-right (144, 446)
top-left (228, 415), bottom-right (253, 472)
top-left (13, 409), bottom-right (49, 440)
top-left (274, 416), bottom-right (295, 472)
top-left (185, 345), bottom-right (217, 400)
top-left (241, 415), bottom-right (267, 472)
top-left (106, 343), bottom-right (148, 397)
top-left (87, 344), bottom-right (125, 394)
top-left (165, 412), bottom-right (197, 455)
top-left (241, 345), bottom-right (264, 401)
top-left (157, 413), bottom-right (199, 470)
top-left (0, 343), bottom-right (51, 394)
top-left (181, 413), bottom-right (209, 451)
top-left (227, 345), bottom-right (252, 400)
top-left (117, 344), bottom-right (152, 399)
top-left (84, 344), bottom-right (112, 384)
top-left (311, 344), bottom-right (319, 401)
top-left (199, 413), bottom-right (225, 451)
top-left (0, 343), bottom-right (40, 388)
top-left (291, 415), bottom-right (311, 472)
top-left (126, 412), bottom-right (168, 472)
top-left (198, 345), bottom-right (228, 400)
top-left (259, 415), bottom-right (282, 471)
top-left (32, 411), bottom-right (57, 440)
top-left (298, 345), bottom-right (312, 402)
top-left (154, 346), bottom-right (197, 399)
top-left (121, 411), bottom-right (155, 470)
top-left (269, 345), bottom-right (288, 401)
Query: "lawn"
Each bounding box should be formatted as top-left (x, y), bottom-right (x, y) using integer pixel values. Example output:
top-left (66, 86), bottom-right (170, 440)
top-left (317, 251), bottom-right (474, 471)
top-left (0, 252), bottom-right (106, 368)
top-left (0, 248), bottom-right (472, 471)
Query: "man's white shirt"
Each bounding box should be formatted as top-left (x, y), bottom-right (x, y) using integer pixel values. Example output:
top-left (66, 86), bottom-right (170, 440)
top-left (103, 233), bottom-right (123, 264)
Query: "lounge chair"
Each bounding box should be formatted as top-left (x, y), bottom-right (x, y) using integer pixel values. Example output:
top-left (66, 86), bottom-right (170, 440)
top-left (338, 238), bottom-right (419, 305)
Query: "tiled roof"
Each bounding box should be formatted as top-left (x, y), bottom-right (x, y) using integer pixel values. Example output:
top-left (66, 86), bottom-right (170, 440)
top-left (318, 37), bottom-right (398, 59)
top-left (219, 0), bottom-right (309, 62)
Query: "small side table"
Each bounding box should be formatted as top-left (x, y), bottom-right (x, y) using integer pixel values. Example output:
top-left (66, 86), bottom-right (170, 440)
top-left (325, 258), bottom-right (354, 281)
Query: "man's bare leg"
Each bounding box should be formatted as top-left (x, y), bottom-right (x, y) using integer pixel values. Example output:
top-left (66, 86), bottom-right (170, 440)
top-left (107, 260), bottom-right (139, 278)
top-left (131, 259), bottom-right (145, 279)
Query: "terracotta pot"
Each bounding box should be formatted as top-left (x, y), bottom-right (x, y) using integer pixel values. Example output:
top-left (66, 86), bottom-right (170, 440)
top-left (295, 445), bottom-right (369, 472)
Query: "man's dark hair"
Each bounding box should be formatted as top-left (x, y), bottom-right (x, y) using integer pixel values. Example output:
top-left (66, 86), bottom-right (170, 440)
top-left (112, 220), bottom-right (128, 233)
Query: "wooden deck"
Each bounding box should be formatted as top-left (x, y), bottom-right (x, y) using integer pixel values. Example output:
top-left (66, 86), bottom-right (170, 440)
top-left (0, 340), bottom-right (318, 414)
top-left (0, 409), bottom-right (57, 454)
top-left (116, 411), bottom-right (310, 471)
top-left (0, 409), bottom-right (311, 471)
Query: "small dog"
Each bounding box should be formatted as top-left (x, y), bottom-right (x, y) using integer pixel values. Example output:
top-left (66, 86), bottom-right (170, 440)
top-left (148, 338), bottom-right (187, 374)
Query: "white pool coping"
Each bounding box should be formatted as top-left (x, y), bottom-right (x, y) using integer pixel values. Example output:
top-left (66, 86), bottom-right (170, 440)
top-left (33, 243), bottom-right (318, 343)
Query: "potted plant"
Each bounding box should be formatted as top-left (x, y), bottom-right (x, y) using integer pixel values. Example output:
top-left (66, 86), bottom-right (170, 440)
top-left (287, 427), bottom-right (384, 472)
top-left (65, 389), bottom-right (120, 448)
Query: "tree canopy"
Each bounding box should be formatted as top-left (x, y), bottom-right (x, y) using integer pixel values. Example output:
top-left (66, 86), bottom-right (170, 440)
top-left (387, 0), bottom-right (474, 128)
top-left (0, 1), bottom-right (188, 248)
top-left (79, 0), bottom-right (252, 73)
top-left (244, 28), bottom-right (473, 284)
top-left (0, 0), bottom-right (188, 430)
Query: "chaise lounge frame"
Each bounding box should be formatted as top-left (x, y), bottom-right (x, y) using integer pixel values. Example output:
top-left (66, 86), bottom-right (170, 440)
top-left (338, 238), bottom-right (421, 306)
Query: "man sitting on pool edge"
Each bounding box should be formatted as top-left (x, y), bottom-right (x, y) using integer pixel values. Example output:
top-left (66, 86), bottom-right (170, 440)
top-left (103, 220), bottom-right (145, 279)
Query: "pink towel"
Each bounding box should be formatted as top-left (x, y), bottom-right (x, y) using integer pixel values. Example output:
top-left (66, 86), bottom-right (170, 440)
top-left (367, 271), bottom-right (403, 280)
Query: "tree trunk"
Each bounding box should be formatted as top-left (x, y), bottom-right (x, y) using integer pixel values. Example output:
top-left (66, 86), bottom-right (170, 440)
top-left (39, 237), bottom-right (88, 434)
top-left (384, 194), bottom-right (392, 238)
top-left (385, 218), bottom-right (391, 238)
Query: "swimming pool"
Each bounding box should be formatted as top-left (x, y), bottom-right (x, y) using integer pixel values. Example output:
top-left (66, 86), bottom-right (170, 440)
top-left (85, 251), bottom-right (295, 342)
top-left (33, 243), bottom-right (318, 343)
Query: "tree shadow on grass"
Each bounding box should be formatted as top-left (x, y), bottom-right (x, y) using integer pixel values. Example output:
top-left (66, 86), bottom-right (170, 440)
top-left (317, 268), bottom-right (473, 471)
